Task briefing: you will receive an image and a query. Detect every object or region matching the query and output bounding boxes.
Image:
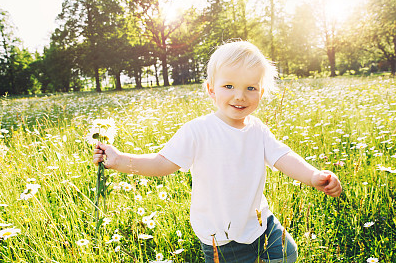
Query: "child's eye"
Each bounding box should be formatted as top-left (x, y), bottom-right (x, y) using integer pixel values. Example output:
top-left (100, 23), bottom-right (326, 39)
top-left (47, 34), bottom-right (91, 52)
top-left (247, 86), bottom-right (257, 91)
top-left (225, 85), bottom-right (234, 89)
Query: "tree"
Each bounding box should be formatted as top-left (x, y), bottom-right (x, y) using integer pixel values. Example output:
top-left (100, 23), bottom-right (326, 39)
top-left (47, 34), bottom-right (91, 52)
top-left (286, 2), bottom-right (321, 76)
top-left (141, 0), bottom-right (185, 86)
top-left (362, 0), bottom-right (396, 75)
top-left (56, 0), bottom-right (126, 92)
top-left (0, 9), bottom-right (34, 95)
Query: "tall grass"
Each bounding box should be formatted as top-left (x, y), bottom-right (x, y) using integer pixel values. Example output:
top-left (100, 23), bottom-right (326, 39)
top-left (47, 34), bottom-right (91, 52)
top-left (0, 76), bottom-right (395, 262)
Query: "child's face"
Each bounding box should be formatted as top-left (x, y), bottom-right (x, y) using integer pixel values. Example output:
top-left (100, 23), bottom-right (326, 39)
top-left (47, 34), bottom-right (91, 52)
top-left (207, 64), bottom-right (264, 129)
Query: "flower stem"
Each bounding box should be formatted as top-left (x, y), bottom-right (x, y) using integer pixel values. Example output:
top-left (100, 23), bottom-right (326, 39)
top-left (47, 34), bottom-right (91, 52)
top-left (94, 162), bottom-right (105, 238)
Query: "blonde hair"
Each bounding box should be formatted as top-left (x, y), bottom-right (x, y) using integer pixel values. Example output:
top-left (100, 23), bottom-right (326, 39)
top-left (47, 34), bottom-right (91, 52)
top-left (205, 40), bottom-right (277, 97)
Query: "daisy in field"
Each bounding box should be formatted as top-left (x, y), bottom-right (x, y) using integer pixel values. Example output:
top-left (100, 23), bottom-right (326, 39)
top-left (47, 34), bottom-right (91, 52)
top-left (159, 191), bottom-right (167, 200)
top-left (367, 257), bottom-right (379, 262)
top-left (138, 234), bottom-right (154, 240)
top-left (364, 222), bottom-right (374, 228)
top-left (20, 183), bottom-right (41, 200)
top-left (76, 239), bottom-right (89, 246)
top-left (111, 234), bottom-right (122, 242)
top-left (0, 228), bottom-right (21, 240)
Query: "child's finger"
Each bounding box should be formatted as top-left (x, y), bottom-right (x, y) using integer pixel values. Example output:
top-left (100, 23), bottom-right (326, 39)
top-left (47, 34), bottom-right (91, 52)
top-left (93, 149), bottom-right (103, 154)
top-left (324, 176), bottom-right (339, 190)
top-left (325, 187), bottom-right (342, 197)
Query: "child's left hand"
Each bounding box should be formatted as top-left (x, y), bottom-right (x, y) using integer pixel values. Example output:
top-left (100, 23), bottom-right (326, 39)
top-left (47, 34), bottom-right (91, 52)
top-left (311, 170), bottom-right (342, 197)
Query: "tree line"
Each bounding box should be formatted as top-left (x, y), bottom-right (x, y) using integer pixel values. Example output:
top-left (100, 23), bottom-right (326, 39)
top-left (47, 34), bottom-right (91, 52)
top-left (0, 0), bottom-right (395, 95)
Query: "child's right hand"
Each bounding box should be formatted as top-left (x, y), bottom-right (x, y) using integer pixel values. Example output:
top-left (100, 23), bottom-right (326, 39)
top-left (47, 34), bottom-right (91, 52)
top-left (93, 141), bottom-right (120, 169)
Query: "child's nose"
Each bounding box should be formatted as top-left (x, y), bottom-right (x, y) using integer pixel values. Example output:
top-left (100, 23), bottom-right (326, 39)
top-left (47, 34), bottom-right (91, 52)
top-left (234, 89), bottom-right (246, 100)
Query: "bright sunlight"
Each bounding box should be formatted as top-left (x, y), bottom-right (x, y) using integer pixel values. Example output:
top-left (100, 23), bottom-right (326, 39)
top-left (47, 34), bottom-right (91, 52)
top-left (320, 0), bottom-right (364, 22)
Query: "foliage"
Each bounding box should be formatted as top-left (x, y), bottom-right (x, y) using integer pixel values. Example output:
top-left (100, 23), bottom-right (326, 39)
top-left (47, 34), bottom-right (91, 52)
top-left (1, 1), bottom-right (396, 96)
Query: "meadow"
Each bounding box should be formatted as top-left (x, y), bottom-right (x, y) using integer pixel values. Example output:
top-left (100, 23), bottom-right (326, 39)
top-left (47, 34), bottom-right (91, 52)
top-left (0, 76), bottom-right (395, 262)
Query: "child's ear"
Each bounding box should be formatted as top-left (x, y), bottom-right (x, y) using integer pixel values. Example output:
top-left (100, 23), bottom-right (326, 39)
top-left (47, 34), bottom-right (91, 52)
top-left (259, 87), bottom-right (265, 99)
top-left (206, 82), bottom-right (215, 99)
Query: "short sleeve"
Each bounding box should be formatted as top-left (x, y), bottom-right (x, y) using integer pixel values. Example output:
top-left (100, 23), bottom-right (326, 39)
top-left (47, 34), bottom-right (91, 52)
top-left (262, 126), bottom-right (291, 170)
top-left (159, 122), bottom-right (195, 172)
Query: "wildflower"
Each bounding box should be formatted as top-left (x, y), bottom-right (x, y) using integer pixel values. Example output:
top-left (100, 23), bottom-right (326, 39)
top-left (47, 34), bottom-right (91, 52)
top-left (0, 228), bottom-right (21, 240)
top-left (172, 248), bottom-right (184, 255)
top-left (373, 153), bottom-right (383, 157)
top-left (364, 222), bottom-right (374, 228)
top-left (140, 179), bottom-right (149, 186)
top-left (142, 216), bottom-right (150, 224)
top-left (138, 234), bottom-right (154, 240)
top-left (356, 143), bottom-right (368, 149)
top-left (47, 166), bottom-right (59, 170)
top-left (112, 234), bottom-right (122, 242)
top-left (362, 182), bottom-right (368, 185)
top-left (86, 118), bottom-right (117, 144)
top-left (0, 223), bottom-right (13, 227)
top-left (135, 194), bottom-right (142, 201)
top-left (26, 178), bottom-right (36, 182)
top-left (123, 183), bottom-right (133, 191)
top-left (115, 246), bottom-right (121, 252)
top-left (366, 257), bottom-right (379, 263)
top-left (292, 180), bottom-right (301, 186)
top-left (176, 230), bottom-right (182, 238)
top-left (333, 161), bottom-right (345, 167)
top-left (147, 220), bottom-right (156, 229)
top-left (76, 239), bottom-right (89, 246)
top-left (159, 191), bottom-right (167, 200)
top-left (20, 183), bottom-right (41, 200)
top-left (137, 207), bottom-right (145, 216)
top-left (102, 217), bottom-right (111, 227)
top-left (156, 253), bottom-right (164, 260)
top-left (319, 153), bottom-right (327, 160)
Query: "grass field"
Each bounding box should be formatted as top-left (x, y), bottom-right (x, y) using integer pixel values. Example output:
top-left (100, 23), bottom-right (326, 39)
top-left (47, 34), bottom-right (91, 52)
top-left (0, 76), bottom-right (395, 262)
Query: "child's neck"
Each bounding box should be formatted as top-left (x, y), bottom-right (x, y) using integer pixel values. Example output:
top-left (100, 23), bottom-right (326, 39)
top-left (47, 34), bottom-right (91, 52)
top-left (214, 111), bottom-right (250, 129)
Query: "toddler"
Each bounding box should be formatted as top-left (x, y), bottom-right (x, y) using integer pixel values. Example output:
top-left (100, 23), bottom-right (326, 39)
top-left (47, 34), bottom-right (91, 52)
top-left (93, 40), bottom-right (342, 263)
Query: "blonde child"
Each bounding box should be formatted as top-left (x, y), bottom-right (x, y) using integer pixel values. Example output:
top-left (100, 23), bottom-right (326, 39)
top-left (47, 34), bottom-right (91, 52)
top-left (93, 40), bottom-right (342, 263)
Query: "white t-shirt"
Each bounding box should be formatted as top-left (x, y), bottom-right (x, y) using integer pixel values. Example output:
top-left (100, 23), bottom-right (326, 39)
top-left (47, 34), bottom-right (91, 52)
top-left (159, 113), bottom-right (290, 246)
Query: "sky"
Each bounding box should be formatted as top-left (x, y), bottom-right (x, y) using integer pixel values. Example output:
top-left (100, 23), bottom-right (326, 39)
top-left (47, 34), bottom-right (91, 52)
top-left (0, 0), bottom-right (64, 52)
top-left (0, 0), bottom-right (361, 53)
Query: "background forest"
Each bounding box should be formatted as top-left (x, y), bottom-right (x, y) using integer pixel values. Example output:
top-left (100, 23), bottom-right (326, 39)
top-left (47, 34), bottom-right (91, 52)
top-left (0, 0), bottom-right (395, 95)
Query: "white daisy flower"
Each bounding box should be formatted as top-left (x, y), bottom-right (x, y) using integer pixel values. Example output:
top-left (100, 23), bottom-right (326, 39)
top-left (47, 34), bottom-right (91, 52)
top-left (172, 248), bottom-right (184, 255)
top-left (111, 234), bottom-right (122, 242)
top-left (366, 257), bottom-right (379, 263)
top-left (159, 191), bottom-right (167, 200)
top-left (137, 207), bottom-right (145, 216)
top-left (147, 220), bottom-right (156, 229)
top-left (156, 253), bottom-right (164, 260)
top-left (0, 228), bottom-right (21, 240)
top-left (138, 234), bottom-right (154, 240)
top-left (75, 239), bottom-right (89, 246)
top-left (364, 222), bottom-right (374, 228)
top-left (176, 230), bottom-right (182, 238)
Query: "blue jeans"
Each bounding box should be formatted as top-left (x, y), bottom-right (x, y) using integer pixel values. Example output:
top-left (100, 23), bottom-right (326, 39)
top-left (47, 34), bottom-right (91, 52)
top-left (200, 213), bottom-right (298, 263)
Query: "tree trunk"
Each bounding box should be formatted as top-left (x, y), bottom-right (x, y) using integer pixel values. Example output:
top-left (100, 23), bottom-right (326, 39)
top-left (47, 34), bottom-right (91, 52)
top-left (392, 35), bottom-right (396, 76)
top-left (115, 70), bottom-right (122, 91)
top-left (154, 62), bottom-right (160, 86)
top-left (94, 66), bottom-right (101, 92)
top-left (327, 47), bottom-right (336, 77)
top-left (161, 52), bottom-right (170, 86)
top-left (134, 68), bottom-right (142, 88)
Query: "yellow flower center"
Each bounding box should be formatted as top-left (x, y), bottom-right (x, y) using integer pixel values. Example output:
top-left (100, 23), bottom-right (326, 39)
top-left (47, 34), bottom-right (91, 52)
top-left (2, 232), bottom-right (11, 237)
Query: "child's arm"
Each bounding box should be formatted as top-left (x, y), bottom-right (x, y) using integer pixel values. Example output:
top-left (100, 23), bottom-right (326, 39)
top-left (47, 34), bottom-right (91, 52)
top-left (274, 151), bottom-right (342, 197)
top-left (93, 142), bottom-right (180, 177)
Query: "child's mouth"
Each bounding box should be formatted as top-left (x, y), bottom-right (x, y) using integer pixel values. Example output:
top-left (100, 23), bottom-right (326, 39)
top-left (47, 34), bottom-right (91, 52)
top-left (231, 105), bottom-right (246, 109)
